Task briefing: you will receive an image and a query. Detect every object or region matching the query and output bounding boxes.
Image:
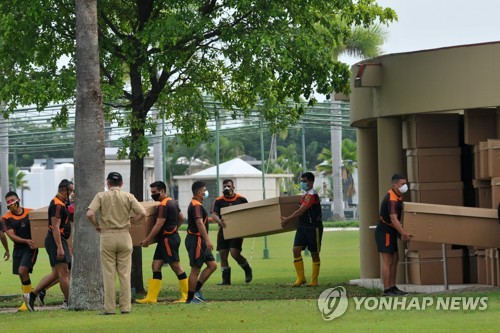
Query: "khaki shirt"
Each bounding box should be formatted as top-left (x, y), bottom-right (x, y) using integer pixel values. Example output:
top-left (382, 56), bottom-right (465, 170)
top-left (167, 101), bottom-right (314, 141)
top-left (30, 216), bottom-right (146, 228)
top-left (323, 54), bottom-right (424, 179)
top-left (88, 187), bottom-right (143, 229)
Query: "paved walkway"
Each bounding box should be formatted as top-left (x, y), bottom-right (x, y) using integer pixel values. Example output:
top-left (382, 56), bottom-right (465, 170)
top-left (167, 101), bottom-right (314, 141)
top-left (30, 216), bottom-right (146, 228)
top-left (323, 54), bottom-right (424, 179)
top-left (0, 305), bottom-right (63, 314)
top-left (350, 278), bottom-right (500, 294)
top-left (324, 227), bottom-right (359, 232)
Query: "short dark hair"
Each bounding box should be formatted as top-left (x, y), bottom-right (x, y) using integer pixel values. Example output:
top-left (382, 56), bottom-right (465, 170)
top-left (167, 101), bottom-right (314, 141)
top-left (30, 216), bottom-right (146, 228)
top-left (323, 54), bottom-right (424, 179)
top-left (192, 181), bottom-right (206, 195)
top-left (222, 179), bottom-right (234, 186)
top-left (301, 172), bottom-right (315, 182)
top-left (58, 179), bottom-right (71, 190)
top-left (150, 181), bottom-right (167, 192)
top-left (5, 191), bottom-right (19, 199)
top-left (391, 173), bottom-right (406, 183)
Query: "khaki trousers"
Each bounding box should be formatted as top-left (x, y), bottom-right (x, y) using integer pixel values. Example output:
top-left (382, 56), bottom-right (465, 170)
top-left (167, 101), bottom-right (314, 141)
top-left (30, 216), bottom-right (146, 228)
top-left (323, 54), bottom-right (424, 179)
top-left (100, 229), bottom-right (133, 313)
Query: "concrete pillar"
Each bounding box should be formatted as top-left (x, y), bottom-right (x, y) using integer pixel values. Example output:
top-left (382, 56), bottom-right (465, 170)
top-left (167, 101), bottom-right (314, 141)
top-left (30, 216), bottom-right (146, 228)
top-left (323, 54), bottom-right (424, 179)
top-left (0, 118), bottom-right (8, 217)
top-left (358, 127), bottom-right (380, 278)
top-left (377, 117), bottom-right (405, 283)
top-left (153, 112), bottom-right (163, 182)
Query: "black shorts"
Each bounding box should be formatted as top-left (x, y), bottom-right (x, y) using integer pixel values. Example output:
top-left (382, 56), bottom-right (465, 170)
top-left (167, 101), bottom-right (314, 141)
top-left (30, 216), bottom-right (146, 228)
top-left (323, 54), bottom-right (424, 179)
top-left (153, 233), bottom-right (181, 264)
top-left (293, 226), bottom-right (323, 253)
top-left (12, 246), bottom-right (38, 275)
top-left (375, 223), bottom-right (398, 253)
top-left (45, 234), bottom-right (72, 267)
top-left (217, 228), bottom-right (243, 251)
top-left (185, 234), bottom-right (215, 268)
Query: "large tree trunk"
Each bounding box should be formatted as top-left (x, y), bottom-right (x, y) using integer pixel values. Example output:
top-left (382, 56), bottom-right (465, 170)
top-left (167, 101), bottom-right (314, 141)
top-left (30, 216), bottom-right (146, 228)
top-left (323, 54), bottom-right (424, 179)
top-left (130, 144), bottom-right (145, 294)
top-left (70, 0), bottom-right (105, 310)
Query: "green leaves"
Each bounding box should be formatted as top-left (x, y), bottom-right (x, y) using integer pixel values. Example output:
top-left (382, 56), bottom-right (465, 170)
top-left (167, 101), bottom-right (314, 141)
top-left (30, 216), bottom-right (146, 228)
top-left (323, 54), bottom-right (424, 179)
top-left (0, 0), bottom-right (395, 160)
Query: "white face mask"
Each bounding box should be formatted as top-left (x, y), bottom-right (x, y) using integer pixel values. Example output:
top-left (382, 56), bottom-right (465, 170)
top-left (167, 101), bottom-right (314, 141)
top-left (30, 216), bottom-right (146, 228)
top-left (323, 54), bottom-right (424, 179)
top-left (398, 184), bottom-right (408, 194)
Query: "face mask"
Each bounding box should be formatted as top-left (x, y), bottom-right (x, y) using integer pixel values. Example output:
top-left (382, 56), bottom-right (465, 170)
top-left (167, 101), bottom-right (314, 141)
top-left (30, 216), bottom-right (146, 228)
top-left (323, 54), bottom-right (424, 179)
top-left (151, 193), bottom-right (161, 201)
top-left (203, 190), bottom-right (209, 199)
top-left (300, 182), bottom-right (308, 191)
top-left (7, 201), bottom-right (19, 212)
top-left (223, 186), bottom-right (232, 196)
top-left (398, 184), bottom-right (408, 194)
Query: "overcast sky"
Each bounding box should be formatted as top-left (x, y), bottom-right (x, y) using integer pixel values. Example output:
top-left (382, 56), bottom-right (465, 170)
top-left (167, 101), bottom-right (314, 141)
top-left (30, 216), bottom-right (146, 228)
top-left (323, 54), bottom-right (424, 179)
top-left (340, 0), bottom-right (500, 65)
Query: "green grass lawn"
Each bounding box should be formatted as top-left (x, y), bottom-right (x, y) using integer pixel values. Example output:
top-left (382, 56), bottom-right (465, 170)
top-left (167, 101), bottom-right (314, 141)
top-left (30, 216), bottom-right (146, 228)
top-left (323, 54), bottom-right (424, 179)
top-left (0, 230), bottom-right (498, 332)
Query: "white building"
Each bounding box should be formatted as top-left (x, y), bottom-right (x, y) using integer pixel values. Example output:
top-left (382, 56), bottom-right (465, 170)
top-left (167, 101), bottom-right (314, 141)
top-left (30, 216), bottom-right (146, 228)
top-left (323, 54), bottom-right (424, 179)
top-left (19, 148), bottom-right (154, 209)
top-left (174, 157), bottom-right (292, 214)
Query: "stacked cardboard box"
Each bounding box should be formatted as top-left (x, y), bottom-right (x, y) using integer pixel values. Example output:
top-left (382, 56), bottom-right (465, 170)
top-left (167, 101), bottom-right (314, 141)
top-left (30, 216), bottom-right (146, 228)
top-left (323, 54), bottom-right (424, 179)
top-left (466, 108), bottom-right (500, 209)
top-left (410, 182), bottom-right (463, 206)
top-left (402, 114), bottom-right (460, 149)
top-left (403, 114), bottom-right (463, 209)
top-left (402, 114), bottom-right (462, 252)
top-left (472, 140), bottom-right (500, 207)
top-left (478, 141), bottom-right (489, 180)
top-left (406, 148), bottom-right (462, 184)
top-left (467, 249), bottom-right (478, 284)
top-left (407, 249), bottom-right (464, 285)
top-left (496, 250), bottom-right (500, 287)
top-left (464, 108), bottom-right (498, 145)
top-left (473, 139), bottom-right (500, 208)
top-left (492, 178), bottom-right (500, 207)
top-left (495, 249), bottom-right (500, 287)
top-left (475, 249), bottom-right (487, 284)
top-left (484, 248), bottom-right (500, 287)
top-left (473, 180), bottom-right (492, 208)
top-left (464, 108), bottom-right (500, 285)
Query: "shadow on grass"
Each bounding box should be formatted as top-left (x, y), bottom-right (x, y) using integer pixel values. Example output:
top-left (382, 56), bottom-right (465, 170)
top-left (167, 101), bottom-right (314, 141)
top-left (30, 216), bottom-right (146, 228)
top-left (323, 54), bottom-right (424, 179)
top-left (153, 282), bottom-right (381, 303)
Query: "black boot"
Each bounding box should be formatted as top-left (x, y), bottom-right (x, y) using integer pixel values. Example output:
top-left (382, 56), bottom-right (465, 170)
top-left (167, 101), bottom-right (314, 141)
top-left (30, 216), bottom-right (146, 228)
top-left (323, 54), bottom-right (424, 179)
top-left (240, 261), bottom-right (253, 283)
top-left (217, 267), bottom-right (231, 285)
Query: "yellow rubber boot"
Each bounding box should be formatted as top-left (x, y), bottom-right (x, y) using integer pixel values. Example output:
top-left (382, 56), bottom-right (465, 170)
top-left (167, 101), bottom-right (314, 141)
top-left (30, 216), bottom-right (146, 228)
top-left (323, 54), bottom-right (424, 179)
top-left (173, 278), bottom-right (188, 303)
top-left (18, 302), bottom-right (28, 312)
top-left (292, 257), bottom-right (307, 287)
top-left (307, 261), bottom-right (320, 287)
top-left (20, 284), bottom-right (33, 311)
top-left (135, 279), bottom-right (162, 304)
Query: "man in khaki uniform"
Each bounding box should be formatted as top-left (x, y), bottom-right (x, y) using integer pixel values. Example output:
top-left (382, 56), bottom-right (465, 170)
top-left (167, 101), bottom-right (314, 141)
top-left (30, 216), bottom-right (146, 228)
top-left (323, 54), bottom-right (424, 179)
top-left (86, 172), bottom-right (146, 315)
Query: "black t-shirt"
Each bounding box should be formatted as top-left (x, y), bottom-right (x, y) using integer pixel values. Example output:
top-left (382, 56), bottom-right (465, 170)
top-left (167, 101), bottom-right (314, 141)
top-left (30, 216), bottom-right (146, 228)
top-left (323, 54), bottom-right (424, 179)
top-left (298, 190), bottom-right (322, 227)
top-left (48, 195), bottom-right (71, 239)
top-left (378, 189), bottom-right (403, 232)
top-left (187, 198), bottom-right (208, 235)
top-left (2, 208), bottom-right (33, 248)
top-left (157, 197), bottom-right (181, 233)
top-left (211, 194), bottom-right (248, 217)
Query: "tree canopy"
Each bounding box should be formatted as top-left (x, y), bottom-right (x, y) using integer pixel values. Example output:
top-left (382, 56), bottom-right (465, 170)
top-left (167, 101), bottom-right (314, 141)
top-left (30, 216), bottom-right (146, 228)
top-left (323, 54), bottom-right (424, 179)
top-left (0, 0), bottom-right (395, 153)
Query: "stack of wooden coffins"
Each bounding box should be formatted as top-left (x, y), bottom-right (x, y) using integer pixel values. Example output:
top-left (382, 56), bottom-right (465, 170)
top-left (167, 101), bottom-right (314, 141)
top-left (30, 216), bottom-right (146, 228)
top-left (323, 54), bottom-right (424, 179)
top-left (465, 108), bottom-right (500, 286)
top-left (402, 114), bottom-right (463, 284)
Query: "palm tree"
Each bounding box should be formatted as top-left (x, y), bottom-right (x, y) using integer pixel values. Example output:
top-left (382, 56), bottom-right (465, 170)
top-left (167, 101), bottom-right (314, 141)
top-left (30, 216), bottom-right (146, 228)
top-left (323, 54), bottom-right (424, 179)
top-left (329, 24), bottom-right (385, 219)
top-left (207, 136), bottom-right (245, 164)
top-left (316, 139), bottom-right (358, 202)
top-left (316, 139), bottom-right (357, 174)
top-left (316, 148), bottom-right (333, 175)
top-left (336, 25), bottom-right (386, 59)
top-left (7, 164), bottom-right (30, 191)
top-left (270, 143), bottom-right (304, 195)
top-left (341, 138), bottom-right (357, 175)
